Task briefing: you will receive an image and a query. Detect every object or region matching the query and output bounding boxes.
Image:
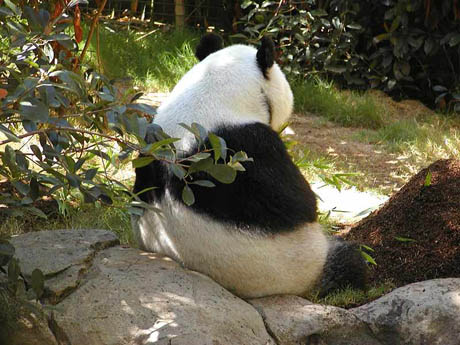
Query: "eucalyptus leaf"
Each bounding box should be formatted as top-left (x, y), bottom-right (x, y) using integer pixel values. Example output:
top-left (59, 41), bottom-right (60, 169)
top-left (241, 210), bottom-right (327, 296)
top-left (191, 180), bottom-right (216, 188)
top-left (208, 164), bottom-right (237, 184)
top-left (132, 156), bottom-right (155, 168)
top-left (182, 185), bottom-right (195, 206)
top-left (19, 98), bottom-right (49, 122)
top-left (170, 164), bottom-right (187, 180)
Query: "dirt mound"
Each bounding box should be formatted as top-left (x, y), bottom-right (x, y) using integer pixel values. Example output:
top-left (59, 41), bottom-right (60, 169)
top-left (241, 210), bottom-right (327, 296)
top-left (345, 159), bottom-right (460, 287)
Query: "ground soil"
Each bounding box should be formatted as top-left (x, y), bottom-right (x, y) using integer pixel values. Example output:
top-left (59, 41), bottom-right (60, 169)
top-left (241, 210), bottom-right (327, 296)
top-left (289, 113), bottom-right (410, 194)
top-left (344, 159), bottom-right (460, 287)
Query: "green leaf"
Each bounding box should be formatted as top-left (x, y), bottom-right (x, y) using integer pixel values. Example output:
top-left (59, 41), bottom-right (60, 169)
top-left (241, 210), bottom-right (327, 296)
top-left (85, 168), bottom-right (98, 181)
top-left (12, 181), bottom-right (30, 196)
top-left (170, 164), bottom-right (186, 180)
top-left (29, 178), bottom-right (39, 200)
top-left (0, 124), bottom-right (20, 142)
top-left (390, 16), bottom-right (401, 32)
top-left (19, 99), bottom-right (49, 122)
top-left (4, 0), bottom-right (21, 16)
top-left (182, 185), bottom-right (195, 206)
top-left (141, 138), bottom-right (180, 154)
top-left (132, 156), bottom-right (155, 168)
top-left (191, 180), bottom-right (216, 188)
top-left (208, 133), bottom-right (222, 161)
top-left (394, 236), bottom-right (416, 243)
top-left (31, 268), bottom-right (45, 299)
top-left (449, 34), bottom-right (460, 47)
top-left (360, 250), bottom-right (377, 266)
top-left (127, 103), bottom-right (157, 116)
top-left (325, 65), bottom-right (346, 73)
top-left (424, 171), bottom-right (432, 186)
top-left (192, 123), bottom-right (209, 142)
top-left (346, 23), bottom-right (362, 30)
top-left (66, 173), bottom-right (80, 188)
top-left (8, 257), bottom-right (20, 283)
top-left (208, 165), bottom-right (237, 184)
top-left (310, 9), bottom-right (328, 17)
top-left (187, 152), bottom-right (211, 162)
top-left (30, 145), bottom-right (42, 161)
top-left (424, 38), bottom-right (434, 55)
top-left (189, 157), bottom-right (213, 174)
top-left (0, 7), bottom-right (14, 16)
top-left (231, 151), bottom-right (253, 163)
top-left (433, 85), bottom-right (448, 92)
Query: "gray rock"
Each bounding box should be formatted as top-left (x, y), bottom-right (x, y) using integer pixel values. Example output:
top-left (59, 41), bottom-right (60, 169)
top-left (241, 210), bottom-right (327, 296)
top-left (11, 229), bottom-right (119, 303)
top-left (10, 230), bottom-right (275, 345)
top-left (250, 295), bottom-right (381, 345)
top-left (353, 278), bottom-right (460, 345)
top-left (54, 246), bottom-right (275, 345)
top-left (10, 229), bottom-right (119, 277)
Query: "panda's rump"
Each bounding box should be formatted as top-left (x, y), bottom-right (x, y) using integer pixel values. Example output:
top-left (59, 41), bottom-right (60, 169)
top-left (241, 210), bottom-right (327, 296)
top-left (132, 198), bottom-right (329, 298)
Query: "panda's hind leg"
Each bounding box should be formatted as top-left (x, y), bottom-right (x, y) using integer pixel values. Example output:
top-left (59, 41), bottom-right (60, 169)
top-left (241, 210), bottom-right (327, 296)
top-left (319, 238), bottom-right (368, 297)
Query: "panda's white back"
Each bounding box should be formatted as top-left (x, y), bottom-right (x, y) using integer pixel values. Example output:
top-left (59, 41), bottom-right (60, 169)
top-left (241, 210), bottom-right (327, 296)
top-left (154, 44), bottom-right (293, 151)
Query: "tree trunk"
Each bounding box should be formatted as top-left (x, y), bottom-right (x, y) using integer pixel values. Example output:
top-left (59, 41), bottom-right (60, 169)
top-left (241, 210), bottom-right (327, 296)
top-left (175, 0), bottom-right (185, 29)
top-left (131, 0), bottom-right (139, 14)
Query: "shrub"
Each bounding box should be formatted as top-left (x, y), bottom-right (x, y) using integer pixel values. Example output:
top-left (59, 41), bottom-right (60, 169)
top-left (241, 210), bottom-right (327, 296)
top-left (0, 1), bottom-right (243, 220)
top-left (236, 0), bottom-right (460, 111)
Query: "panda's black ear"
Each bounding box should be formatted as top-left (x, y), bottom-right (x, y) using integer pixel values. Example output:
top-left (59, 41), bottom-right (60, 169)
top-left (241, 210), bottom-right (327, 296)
top-left (256, 36), bottom-right (275, 79)
top-left (195, 33), bottom-right (224, 61)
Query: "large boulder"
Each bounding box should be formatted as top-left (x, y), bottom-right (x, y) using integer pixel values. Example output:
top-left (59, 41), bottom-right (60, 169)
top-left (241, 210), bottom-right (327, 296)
top-left (250, 279), bottom-right (460, 345)
top-left (352, 278), bottom-right (460, 345)
top-left (8, 229), bottom-right (275, 345)
top-left (345, 159), bottom-right (460, 286)
top-left (249, 295), bottom-right (380, 345)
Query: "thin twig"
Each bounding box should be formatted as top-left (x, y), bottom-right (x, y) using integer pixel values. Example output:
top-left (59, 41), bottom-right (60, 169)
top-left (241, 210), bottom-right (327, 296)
top-left (0, 127), bottom-right (137, 150)
top-left (73, 0), bottom-right (108, 71)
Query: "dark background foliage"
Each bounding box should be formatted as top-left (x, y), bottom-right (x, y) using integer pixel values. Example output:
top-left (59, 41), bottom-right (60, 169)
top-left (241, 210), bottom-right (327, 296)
top-left (236, 0), bottom-right (460, 111)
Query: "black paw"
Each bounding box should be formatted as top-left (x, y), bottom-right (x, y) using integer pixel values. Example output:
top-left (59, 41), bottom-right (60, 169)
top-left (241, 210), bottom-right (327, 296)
top-left (319, 238), bottom-right (368, 297)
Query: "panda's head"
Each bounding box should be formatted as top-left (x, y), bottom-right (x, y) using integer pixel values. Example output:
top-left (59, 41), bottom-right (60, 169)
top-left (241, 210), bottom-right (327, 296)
top-left (156, 34), bottom-right (293, 135)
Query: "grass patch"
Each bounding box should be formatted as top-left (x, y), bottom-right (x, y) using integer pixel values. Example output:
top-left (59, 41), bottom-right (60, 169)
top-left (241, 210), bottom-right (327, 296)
top-left (292, 77), bottom-right (386, 129)
top-left (83, 24), bottom-right (199, 91)
top-left (307, 281), bottom-right (396, 308)
top-left (1, 204), bottom-right (133, 244)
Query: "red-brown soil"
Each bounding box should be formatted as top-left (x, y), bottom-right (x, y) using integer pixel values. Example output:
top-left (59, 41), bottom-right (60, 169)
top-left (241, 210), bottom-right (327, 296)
top-left (345, 159), bottom-right (460, 287)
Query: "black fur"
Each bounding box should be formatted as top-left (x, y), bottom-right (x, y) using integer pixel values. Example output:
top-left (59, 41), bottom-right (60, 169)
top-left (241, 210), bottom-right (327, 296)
top-left (319, 239), bottom-right (368, 297)
top-left (256, 36), bottom-right (275, 79)
top-left (134, 122), bottom-right (318, 234)
top-left (195, 33), bottom-right (224, 61)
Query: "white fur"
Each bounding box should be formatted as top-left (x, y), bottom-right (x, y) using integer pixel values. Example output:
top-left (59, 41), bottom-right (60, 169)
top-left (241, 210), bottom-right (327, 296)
top-left (131, 193), bottom-right (328, 299)
top-left (133, 42), bottom-right (329, 298)
top-left (154, 44), bottom-right (293, 152)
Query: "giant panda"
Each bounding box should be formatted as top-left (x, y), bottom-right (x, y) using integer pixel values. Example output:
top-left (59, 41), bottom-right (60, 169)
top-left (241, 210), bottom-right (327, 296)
top-left (132, 34), bottom-right (367, 299)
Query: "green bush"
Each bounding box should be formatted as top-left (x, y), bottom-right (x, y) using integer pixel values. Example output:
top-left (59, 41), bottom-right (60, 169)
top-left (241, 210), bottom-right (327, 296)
top-left (0, 1), bottom-right (244, 220)
top-left (237, 0), bottom-right (460, 111)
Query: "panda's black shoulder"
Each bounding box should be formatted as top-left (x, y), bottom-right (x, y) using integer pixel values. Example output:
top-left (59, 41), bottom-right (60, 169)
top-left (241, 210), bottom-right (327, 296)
top-left (134, 122), bottom-right (318, 234)
top-left (191, 122), bottom-right (317, 233)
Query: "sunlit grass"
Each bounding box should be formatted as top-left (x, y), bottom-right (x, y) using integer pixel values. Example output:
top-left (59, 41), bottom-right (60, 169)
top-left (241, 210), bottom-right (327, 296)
top-left (293, 76), bottom-right (460, 192)
top-left (83, 24), bottom-right (199, 91)
top-left (306, 280), bottom-right (396, 308)
top-left (292, 77), bottom-right (386, 129)
top-left (1, 203), bottom-right (133, 244)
